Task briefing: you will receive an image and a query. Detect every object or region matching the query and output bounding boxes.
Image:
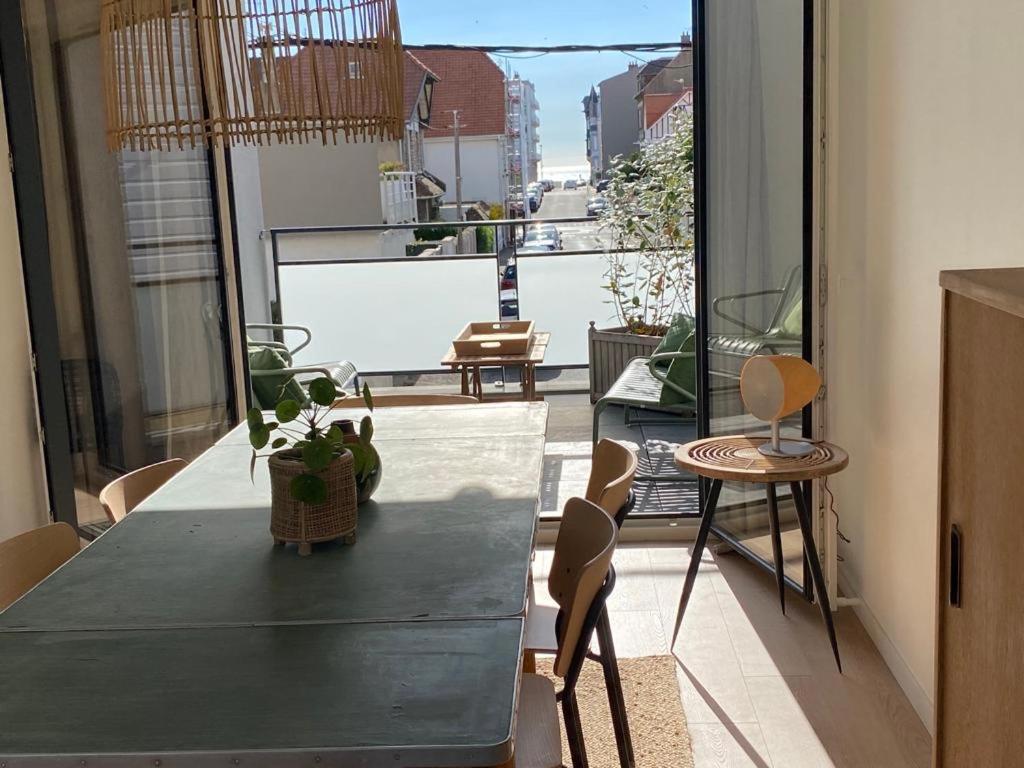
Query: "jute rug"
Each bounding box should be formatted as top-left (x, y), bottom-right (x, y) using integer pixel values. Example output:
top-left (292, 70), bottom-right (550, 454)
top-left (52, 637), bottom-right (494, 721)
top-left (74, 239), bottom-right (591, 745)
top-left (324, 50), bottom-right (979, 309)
top-left (535, 656), bottom-right (693, 768)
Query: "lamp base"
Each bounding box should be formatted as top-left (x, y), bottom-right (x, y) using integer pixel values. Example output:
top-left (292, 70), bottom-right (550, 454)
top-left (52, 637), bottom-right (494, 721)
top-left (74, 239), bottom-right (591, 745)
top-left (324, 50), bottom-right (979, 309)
top-left (758, 439), bottom-right (816, 458)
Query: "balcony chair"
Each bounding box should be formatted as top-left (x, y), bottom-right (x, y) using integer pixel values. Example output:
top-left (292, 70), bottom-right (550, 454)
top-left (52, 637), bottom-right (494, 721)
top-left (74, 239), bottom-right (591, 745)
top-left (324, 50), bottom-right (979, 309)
top-left (708, 265), bottom-right (803, 388)
top-left (0, 523), bottom-right (80, 612)
top-left (332, 394), bottom-right (479, 408)
top-left (246, 323), bottom-right (359, 409)
top-left (526, 439), bottom-right (638, 768)
top-left (517, 497), bottom-right (619, 768)
top-left (592, 316), bottom-right (697, 490)
top-left (98, 458), bottom-right (188, 525)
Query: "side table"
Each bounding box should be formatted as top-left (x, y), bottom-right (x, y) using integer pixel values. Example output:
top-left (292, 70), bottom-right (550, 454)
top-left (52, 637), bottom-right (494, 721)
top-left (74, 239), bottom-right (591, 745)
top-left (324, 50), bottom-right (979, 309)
top-left (673, 436), bottom-right (849, 670)
top-left (441, 332), bottom-right (549, 402)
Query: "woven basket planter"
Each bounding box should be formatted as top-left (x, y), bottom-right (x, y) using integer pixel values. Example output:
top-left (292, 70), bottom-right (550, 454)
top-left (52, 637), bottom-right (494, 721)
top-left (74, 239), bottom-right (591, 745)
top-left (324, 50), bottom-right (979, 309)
top-left (588, 323), bottom-right (664, 403)
top-left (268, 450), bottom-right (358, 556)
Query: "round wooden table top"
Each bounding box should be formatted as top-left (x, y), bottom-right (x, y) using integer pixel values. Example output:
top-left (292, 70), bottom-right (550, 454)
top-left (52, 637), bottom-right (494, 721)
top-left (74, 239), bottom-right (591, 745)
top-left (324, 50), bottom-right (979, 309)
top-left (674, 436), bottom-right (849, 483)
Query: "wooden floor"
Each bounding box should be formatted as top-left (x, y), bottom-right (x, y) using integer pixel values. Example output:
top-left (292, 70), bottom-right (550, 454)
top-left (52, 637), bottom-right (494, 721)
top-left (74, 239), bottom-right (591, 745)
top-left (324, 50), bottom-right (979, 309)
top-left (532, 544), bottom-right (932, 768)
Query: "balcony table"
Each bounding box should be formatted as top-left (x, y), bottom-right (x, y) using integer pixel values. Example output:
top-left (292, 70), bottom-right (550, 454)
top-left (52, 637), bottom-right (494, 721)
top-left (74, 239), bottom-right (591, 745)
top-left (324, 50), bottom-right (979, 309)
top-left (0, 402), bottom-right (548, 768)
top-left (442, 332), bottom-right (550, 402)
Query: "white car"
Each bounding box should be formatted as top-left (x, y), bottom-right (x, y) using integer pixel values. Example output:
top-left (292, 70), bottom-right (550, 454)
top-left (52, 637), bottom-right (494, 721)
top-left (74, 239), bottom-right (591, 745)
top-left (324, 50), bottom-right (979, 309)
top-left (517, 243), bottom-right (556, 254)
top-left (523, 230), bottom-right (558, 251)
top-left (528, 223), bottom-right (562, 249)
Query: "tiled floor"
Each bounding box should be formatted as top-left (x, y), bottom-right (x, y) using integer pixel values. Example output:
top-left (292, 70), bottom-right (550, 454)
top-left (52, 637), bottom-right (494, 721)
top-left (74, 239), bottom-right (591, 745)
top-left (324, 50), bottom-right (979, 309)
top-left (532, 544), bottom-right (932, 768)
top-left (531, 393), bottom-right (931, 768)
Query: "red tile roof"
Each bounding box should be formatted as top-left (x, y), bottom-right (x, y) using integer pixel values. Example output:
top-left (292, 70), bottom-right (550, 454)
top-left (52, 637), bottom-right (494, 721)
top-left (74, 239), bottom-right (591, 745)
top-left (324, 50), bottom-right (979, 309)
top-left (644, 92), bottom-right (684, 128)
top-left (412, 50), bottom-right (507, 138)
top-left (272, 45), bottom-right (438, 126)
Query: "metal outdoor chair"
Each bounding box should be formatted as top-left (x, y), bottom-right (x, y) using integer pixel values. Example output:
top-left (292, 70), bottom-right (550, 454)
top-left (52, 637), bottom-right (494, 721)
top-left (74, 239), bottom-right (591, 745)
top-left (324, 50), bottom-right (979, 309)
top-left (246, 323), bottom-right (359, 409)
top-left (517, 497), bottom-right (620, 768)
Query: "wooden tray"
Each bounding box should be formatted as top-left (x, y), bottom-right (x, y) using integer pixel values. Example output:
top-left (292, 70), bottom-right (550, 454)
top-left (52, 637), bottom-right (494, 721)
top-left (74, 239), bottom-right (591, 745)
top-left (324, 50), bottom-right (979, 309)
top-left (453, 321), bottom-right (535, 356)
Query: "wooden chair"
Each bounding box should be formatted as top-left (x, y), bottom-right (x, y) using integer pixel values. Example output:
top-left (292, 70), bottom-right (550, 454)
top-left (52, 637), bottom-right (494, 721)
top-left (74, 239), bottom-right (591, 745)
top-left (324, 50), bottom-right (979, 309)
top-left (332, 394), bottom-right (479, 408)
top-left (586, 439), bottom-right (640, 527)
top-left (517, 497), bottom-right (619, 768)
top-left (99, 458), bottom-right (188, 524)
top-left (0, 523), bottom-right (80, 611)
top-left (526, 439), bottom-right (639, 768)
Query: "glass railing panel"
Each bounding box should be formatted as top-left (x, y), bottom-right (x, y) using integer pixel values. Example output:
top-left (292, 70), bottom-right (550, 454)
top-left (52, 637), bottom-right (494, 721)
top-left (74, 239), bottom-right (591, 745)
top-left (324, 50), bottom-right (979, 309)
top-left (278, 257), bottom-right (499, 373)
top-left (515, 252), bottom-right (614, 367)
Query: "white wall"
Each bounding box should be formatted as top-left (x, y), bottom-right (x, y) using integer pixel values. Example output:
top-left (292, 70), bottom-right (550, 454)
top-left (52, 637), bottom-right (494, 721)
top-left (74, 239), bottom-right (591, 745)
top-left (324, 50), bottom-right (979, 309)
top-left (0, 78), bottom-right (49, 541)
top-left (258, 141), bottom-right (387, 229)
top-left (423, 136), bottom-right (507, 205)
top-left (827, 0), bottom-right (1024, 730)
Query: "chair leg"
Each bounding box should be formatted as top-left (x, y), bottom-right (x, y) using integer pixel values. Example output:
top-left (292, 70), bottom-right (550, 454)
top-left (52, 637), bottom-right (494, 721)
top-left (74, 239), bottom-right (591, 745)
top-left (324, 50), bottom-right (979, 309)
top-left (765, 483), bottom-right (787, 615)
top-left (789, 481), bottom-right (842, 672)
top-left (562, 691), bottom-right (589, 768)
top-left (595, 609), bottom-right (635, 768)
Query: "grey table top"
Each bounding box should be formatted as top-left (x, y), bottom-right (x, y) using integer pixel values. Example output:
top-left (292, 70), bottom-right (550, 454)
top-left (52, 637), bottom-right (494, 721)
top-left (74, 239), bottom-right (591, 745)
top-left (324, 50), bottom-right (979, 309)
top-left (0, 619), bottom-right (522, 766)
top-left (0, 403), bottom-right (547, 765)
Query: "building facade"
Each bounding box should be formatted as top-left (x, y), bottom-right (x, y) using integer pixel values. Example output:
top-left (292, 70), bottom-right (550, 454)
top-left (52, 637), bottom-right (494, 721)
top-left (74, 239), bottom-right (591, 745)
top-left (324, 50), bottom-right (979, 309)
top-left (416, 50), bottom-right (510, 209)
top-left (583, 86), bottom-right (602, 182)
top-left (597, 63), bottom-right (641, 170)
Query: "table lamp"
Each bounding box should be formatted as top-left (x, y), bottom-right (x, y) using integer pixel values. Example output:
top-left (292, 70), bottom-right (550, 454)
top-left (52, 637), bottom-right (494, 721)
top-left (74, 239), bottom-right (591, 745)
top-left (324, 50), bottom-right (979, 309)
top-left (740, 355), bottom-right (821, 457)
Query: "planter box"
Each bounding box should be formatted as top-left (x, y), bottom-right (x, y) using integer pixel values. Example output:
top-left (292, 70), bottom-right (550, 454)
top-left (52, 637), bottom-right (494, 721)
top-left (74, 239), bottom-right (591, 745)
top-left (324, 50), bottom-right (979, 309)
top-left (588, 323), bottom-right (663, 403)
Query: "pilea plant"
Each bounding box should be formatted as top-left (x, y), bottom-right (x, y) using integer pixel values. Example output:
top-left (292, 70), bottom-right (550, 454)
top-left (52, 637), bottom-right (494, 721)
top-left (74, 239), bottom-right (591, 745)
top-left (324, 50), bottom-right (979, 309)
top-left (248, 378), bottom-right (378, 504)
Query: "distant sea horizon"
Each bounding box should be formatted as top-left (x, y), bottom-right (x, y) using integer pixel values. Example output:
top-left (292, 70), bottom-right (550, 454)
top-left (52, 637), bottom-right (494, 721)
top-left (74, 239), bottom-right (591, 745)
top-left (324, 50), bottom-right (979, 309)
top-left (538, 163), bottom-right (590, 183)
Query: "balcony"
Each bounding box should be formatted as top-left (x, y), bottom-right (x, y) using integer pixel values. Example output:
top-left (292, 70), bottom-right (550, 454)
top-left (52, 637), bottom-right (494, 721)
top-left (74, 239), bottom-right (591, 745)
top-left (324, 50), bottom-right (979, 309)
top-left (380, 171), bottom-right (418, 225)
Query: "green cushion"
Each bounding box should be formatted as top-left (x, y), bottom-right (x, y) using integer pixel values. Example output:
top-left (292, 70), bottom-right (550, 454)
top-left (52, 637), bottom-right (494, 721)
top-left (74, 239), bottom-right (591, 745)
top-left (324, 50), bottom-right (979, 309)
top-left (659, 328), bottom-right (697, 407)
top-left (653, 314), bottom-right (695, 365)
top-left (780, 300), bottom-right (802, 337)
top-left (248, 346), bottom-right (307, 409)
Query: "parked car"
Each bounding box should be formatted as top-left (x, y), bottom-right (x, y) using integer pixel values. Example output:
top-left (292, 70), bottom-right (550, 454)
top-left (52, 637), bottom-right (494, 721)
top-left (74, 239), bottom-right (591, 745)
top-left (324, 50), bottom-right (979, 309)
top-left (525, 190), bottom-right (540, 213)
top-left (523, 229), bottom-right (559, 251)
top-left (499, 288), bottom-right (518, 319)
top-left (528, 223), bottom-right (562, 249)
top-left (563, 179), bottom-right (578, 190)
top-left (518, 244), bottom-right (555, 254)
top-left (586, 195), bottom-right (609, 216)
top-left (596, 179), bottom-right (610, 193)
top-left (501, 263), bottom-right (517, 291)
top-left (540, 180), bottom-right (555, 192)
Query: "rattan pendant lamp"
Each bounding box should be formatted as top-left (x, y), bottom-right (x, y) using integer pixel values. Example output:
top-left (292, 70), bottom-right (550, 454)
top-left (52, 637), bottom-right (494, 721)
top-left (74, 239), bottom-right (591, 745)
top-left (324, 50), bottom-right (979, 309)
top-left (101, 0), bottom-right (405, 151)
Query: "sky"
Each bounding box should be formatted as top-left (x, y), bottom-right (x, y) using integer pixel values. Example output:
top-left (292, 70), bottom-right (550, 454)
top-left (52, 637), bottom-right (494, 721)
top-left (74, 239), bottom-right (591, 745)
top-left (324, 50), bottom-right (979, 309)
top-left (396, 0), bottom-right (693, 175)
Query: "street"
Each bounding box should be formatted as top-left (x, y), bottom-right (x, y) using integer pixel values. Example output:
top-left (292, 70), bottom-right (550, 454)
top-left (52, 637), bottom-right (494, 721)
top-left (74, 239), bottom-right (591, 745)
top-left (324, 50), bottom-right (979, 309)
top-left (531, 186), bottom-right (609, 253)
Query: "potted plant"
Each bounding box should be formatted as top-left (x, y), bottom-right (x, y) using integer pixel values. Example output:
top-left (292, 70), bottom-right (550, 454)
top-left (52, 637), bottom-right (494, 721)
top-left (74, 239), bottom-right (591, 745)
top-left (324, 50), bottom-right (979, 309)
top-left (248, 377), bottom-right (371, 555)
top-left (589, 114), bottom-right (695, 402)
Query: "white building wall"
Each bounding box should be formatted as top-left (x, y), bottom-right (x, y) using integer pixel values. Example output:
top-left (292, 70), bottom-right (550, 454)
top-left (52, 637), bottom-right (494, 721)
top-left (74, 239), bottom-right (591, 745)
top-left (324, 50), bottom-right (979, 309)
top-left (423, 135), bottom-right (507, 206)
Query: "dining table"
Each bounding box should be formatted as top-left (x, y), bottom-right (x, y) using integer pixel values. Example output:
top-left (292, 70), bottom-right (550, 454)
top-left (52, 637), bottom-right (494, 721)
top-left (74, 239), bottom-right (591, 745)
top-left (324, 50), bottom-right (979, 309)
top-left (0, 401), bottom-right (549, 767)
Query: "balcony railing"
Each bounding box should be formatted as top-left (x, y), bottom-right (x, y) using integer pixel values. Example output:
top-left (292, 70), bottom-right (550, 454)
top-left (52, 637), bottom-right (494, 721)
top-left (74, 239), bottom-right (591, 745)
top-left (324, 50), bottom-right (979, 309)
top-left (380, 172), bottom-right (417, 225)
top-left (268, 216), bottom-right (627, 375)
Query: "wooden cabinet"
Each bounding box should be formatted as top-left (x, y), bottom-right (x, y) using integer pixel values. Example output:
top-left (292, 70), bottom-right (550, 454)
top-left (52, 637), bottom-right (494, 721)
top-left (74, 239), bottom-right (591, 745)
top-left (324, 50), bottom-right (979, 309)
top-left (935, 269), bottom-right (1024, 766)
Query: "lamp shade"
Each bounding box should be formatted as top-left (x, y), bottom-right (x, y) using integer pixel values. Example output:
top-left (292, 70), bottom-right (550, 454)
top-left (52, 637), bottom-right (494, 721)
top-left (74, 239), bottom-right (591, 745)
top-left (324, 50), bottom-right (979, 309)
top-left (740, 355), bottom-right (821, 422)
top-left (101, 0), bottom-right (405, 151)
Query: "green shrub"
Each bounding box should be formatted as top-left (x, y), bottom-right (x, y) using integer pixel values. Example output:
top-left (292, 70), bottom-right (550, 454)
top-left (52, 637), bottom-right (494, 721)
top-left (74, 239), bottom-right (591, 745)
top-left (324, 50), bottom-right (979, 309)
top-left (414, 225), bottom-right (459, 241)
top-left (476, 226), bottom-right (496, 254)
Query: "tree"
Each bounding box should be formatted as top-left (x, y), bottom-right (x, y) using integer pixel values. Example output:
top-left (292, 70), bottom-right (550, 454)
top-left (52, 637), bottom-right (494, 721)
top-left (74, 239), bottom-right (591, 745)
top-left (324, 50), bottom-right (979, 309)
top-left (599, 114), bottom-right (695, 336)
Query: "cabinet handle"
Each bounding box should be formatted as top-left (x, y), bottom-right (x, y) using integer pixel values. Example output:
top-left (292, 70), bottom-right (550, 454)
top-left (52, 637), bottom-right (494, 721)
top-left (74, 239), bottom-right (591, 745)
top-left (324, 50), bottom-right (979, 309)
top-left (949, 524), bottom-right (962, 608)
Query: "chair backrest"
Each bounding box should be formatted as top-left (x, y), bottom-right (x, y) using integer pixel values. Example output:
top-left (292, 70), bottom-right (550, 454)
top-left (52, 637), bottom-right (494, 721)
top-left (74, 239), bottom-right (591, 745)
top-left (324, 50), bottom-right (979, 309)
top-left (99, 458), bottom-right (188, 524)
top-left (548, 497), bottom-right (619, 678)
top-left (0, 523), bottom-right (80, 611)
top-left (585, 439), bottom-right (638, 525)
top-left (333, 394), bottom-right (479, 408)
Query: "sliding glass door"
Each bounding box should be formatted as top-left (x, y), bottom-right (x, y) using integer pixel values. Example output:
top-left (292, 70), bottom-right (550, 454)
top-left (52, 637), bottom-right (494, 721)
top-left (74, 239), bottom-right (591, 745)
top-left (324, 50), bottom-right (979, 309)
top-left (7, 0), bottom-right (238, 533)
top-left (696, 0), bottom-right (814, 591)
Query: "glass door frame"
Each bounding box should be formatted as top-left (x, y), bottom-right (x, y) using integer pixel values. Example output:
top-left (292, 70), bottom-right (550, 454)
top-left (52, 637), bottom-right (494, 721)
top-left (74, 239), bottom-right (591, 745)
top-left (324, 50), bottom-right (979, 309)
top-left (0, 0), bottom-right (246, 535)
top-left (692, 0), bottom-right (818, 599)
